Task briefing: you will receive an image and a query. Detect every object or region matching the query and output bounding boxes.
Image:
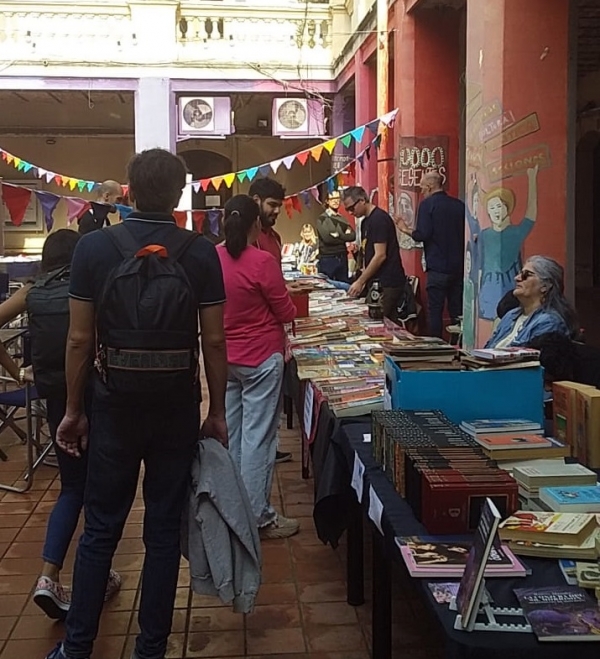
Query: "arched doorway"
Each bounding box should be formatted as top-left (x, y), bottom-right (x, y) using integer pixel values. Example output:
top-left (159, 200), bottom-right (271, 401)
top-left (179, 148), bottom-right (232, 242)
top-left (179, 149), bottom-right (233, 210)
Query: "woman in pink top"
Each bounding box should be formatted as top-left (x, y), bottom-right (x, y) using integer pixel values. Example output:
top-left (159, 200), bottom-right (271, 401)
top-left (216, 194), bottom-right (299, 540)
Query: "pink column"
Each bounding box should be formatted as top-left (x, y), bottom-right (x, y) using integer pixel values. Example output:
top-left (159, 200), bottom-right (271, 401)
top-left (354, 50), bottom-right (378, 195)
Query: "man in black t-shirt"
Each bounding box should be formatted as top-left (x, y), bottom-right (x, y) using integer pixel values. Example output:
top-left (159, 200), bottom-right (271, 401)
top-left (342, 186), bottom-right (406, 322)
top-left (77, 180), bottom-right (124, 235)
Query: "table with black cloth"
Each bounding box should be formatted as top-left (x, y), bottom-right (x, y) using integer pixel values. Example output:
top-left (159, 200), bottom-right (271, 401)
top-left (336, 422), bottom-right (600, 659)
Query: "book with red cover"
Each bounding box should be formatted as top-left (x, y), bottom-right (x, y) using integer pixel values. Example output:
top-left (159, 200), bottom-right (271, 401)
top-left (474, 433), bottom-right (553, 451)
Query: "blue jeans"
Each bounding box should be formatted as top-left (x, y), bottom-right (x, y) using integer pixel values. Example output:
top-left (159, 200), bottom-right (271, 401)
top-left (318, 254), bottom-right (349, 283)
top-left (63, 395), bottom-right (199, 659)
top-left (226, 353), bottom-right (283, 527)
top-left (42, 394), bottom-right (89, 570)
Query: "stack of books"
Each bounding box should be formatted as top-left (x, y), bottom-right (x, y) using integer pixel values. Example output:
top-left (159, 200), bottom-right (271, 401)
top-left (461, 347), bottom-right (540, 371)
top-left (512, 461), bottom-right (598, 511)
top-left (558, 559), bottom-right (600, 589)
top-left (499, 510), bottom-right (600, 560)
top-left (459, 418), bottom-right (569, 462)
top-left (383, 336), bottom-right (459, 371)
top-left (371, 410), bottom-right (518, 534)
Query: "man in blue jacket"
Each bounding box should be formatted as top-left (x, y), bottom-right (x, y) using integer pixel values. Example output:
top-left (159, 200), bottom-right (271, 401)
top-left (396, 171), bottom-right (465, 338)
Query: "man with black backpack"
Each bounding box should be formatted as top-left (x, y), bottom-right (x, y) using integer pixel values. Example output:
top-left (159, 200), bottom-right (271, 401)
top-left (47, 149), bottom-right (228, 659)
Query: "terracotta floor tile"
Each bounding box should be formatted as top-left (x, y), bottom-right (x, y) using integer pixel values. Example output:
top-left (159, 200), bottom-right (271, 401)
top-left (0, 514), bottom-right (29, 529)
top-left (245, 627), bottom-right (306, 655)
top-left (0, 557), bottom-right (42, 576)
top-left (112, 553), bottom-right (145, 572)
top-left (190, 592), bottom-right (229, 609)
top-left (0, 593), bottom-right (28, 618)
top-left (301, 602), bottom-right (358, 627)
top-left (282, 503), bottom-right (314, 518)
top-left (260, 544), bottom-right (292, 566)
top-left (9, 615), bottom-right (63, 641)
top-left (115, 537), bottom-right (145, 554)
top-left (164, 632), bottom-right (186, 659)
top-left (97, 610), bottom-right (133, 636)
top-left (294, 560), bottom-right (344, 584)
top-left (189, 606), bottom-right (245, 632)
top-left (121, 523), bottom-right (143, 539)
top-left (186, 629), bottom-right (245, 657)
top-left (289, 544), bottom-right (339, 563)
top-left (174, 587), bottom-right (191, 609)
top-left (254, 583), bottom-right (298, 606)
top-left (114, 570), bottom-right (141, 592)
top-left (261, 561), bottom-right (294, 584)
top-left (245, 604), bottom-right (301, 630)
top-left (3, 541), bottom-right (44, 560)
top-left (304, 625), bottom-right (366, 653)
top-left (0, 637), bottom-right (62, 659)
top-left (286, 528), bottom-right (322, 548)
top-left (177, 569), bottom-right (191, 587)
top-left (21, 513), bottom-right (49, 528)
top-left (0, 491), bottom-right (43, 505)
top-left (297, 582), bottom-right (347, 604)
top-left (14, 526), bottom-right (48, 542)
top-left (0, 617), bottom-right (16, 641)
top-left (103, 588), bottom-right (137, 613)
top-left (0, 529), bottom-right (18, 544)
top-left (130, 609), bottom-right (187, 635)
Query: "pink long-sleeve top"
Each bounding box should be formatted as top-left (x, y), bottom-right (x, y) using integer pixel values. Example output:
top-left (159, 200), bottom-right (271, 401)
top-left (216, 244), bottom-right (297, 367)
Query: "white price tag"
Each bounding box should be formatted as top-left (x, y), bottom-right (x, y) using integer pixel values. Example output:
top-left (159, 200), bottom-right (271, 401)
top-left (363, 433), bottom-right (372, 443)
top-left (368, 485), bottom-right (384, 534)
top-left (303, 384), bottom-right (314, 437)
top-left (351, 453), bottom-right (365, 502)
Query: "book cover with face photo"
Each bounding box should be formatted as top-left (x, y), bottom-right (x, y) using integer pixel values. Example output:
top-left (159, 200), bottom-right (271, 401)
top-left (455, 498), bottom-right (502, 630)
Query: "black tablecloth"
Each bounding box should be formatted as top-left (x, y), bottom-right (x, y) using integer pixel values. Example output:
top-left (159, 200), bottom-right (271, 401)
top-left (341, 423), bottom-right (600, 659)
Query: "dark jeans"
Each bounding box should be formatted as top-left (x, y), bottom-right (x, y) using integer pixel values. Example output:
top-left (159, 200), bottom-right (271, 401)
top-left (63, 401), bottom-right (199, 659)
top-left (426, 270), bottom-right (464, 338)
top-left (318, 254), bottom-right (349, 283)
top-left (381, 286), bottom-right (404, 324)
top-left (42, 395), bottom-right (88, 569)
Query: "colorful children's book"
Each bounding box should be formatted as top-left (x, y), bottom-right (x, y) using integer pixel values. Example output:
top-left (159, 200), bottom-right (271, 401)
top-left (499, 511), bottom-right (597, 546)
top-left (514, 586), bottom-right (600, 641)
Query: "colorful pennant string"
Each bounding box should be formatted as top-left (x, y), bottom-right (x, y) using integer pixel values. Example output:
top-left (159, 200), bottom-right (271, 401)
top-left (0, 109), bottom-right (397, 193)
top-left (0, 122), bottom-right (390, 230)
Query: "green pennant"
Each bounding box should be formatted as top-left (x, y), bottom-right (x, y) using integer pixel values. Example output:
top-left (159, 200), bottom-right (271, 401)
top-left (237, 171), bottom-right (248, 183)
top-left (16, 160), bottom-right (26, 171)
top-left (341, 134), bottom-right (352, 148)
top-left (76, 180), bottom-right (86, 192)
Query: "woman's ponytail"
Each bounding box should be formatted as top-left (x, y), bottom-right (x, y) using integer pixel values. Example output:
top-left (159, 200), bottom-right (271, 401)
top-left (223, 195), bottom-right (260, 259)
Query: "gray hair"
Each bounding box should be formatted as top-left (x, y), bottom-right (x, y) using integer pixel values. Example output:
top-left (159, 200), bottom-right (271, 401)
top-left (528, 255), bottom-right (579, 338)
top-left (342, 186), bottom-right (368, 204)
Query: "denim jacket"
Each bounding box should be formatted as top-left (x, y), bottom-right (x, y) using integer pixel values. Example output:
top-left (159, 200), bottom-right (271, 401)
top-left (485, 307), bottom-right (570, 348)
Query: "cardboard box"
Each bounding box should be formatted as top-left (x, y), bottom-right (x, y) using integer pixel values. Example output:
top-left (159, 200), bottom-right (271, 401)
top-left (552, 381), bottom-right (597, 457)
top-left (575, 389), bottom-right (600, 469)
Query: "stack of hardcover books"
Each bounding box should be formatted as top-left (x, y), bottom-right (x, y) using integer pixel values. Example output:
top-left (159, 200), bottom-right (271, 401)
top-left (371, 410), bottom-right (519, 534)
top-left (461, 347), bottom-right (540, 371)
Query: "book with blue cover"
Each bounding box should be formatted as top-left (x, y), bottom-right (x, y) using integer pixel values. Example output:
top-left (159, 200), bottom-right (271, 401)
top-left (539, 485), bottom-right (600, 513)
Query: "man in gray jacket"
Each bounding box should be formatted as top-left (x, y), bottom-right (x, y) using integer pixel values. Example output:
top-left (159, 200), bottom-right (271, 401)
top-left (317, 191), bottom-right (356, 283)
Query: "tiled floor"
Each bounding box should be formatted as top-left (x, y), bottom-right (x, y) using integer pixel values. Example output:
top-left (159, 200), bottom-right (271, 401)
top-left (0, 415), bottom-right (378, 659)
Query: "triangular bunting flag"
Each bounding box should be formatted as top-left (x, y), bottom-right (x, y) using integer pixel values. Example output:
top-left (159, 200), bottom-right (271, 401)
top-left (45, 171), bottom-right (55, 184)
top-left (207, 209), bottom-right (222, 235)
top-left (6, 154), bottom-right (14, 165)
top-left (192, 181), bottom-right (201, 193)
top-left (322, 139), bottom-right (337, 155)
top-left (258, 165), bottom-right (271, 177)
top-left (358, 154), bottom-right (365, 169)
top-left (246, 167), bottom-right (259, 182)
top-left (200, 179), bottom-right (211, 192)
top-left (211, 177), bottom-right (224, 190)
top-left (37, 167), bottom-right (47, 179)
top-left (283, 197), bottom-right (294, 219)
top-left (269, 159), bottom-right (283, 174)
top-left (223, 173), bottom-right (236, 188)
top-left (90, 201), bottom-right (112, 226)
top-left (366, 120), bottom-right (379, 136)
top-left (290, 195), bottom-right (302, 213)
top-left (192, 210), bottom-right (206, 233)
top-left (0, 150), bottom-right (7, 162)
top-left (64, 197), bottom-right (91, 225)
top-left (2, 184), bottom-right (31, 226)
top-left (35, 190), bottom-right (61, 231)
top-left (86, 181), bottom-right (95, 193)
top-left (237, 171), bottom-right (248, 184)
top-left (380, 109), bottom-right (398, 127)
top-left (68, 178), bottom-right (78, 191)
top-left (374, 134), bottom-right (383, 149)
top-left (310, 187), bottom-right (320, 203)
top-left (16, 159), bottom-right (25, 172)
top-left (282, 155), bottom-right (296, 170)
top-left (340, 134), bottom-right (353, 148)
top-left (299, 191), bottom-right (311, 208)
top-left (365, 145), bottom-right (372, 160)
top-left (296, 151), bottom-right (310, 166)
top-left (76, 180), bottom-right (86, 192)
top-left (350, 126), bottom-right (366, 143)
top-left (173, 211), bottom-right (187, 228)
top-left (13, 157), bottom-right (22, 169)
top-left (326, 178), bottom-right (336, 194)
top-left (310, 145), bottom-right (324, 162)
top-left (23, 162), bottom-right (33, 173)
top-left (114, 204), bottom-right (134, 220)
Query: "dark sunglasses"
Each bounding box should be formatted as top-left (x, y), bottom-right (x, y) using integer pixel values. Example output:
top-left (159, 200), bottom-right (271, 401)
top-left (345, 199), bottom-right (364, 213)
top-left (518, 269), bottom-right (536, 281)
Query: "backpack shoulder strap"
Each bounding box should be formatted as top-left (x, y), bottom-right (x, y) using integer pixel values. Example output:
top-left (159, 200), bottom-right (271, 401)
top-left (103, 223), bottom-right (140, 259)
top-left (163, 228), bottom-right (200, 262)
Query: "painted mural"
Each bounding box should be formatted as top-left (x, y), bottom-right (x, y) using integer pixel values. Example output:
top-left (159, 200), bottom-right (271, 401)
top-left (463, 82), bottom-right (552, 349)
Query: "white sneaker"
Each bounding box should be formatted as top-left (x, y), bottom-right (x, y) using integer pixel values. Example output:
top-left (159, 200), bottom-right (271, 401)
top-left (259, 515), bottom-right (300, 539)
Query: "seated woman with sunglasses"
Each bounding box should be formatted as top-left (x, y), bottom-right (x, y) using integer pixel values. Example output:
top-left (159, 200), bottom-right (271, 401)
top-left (485, 255), bottom-right (579, 349)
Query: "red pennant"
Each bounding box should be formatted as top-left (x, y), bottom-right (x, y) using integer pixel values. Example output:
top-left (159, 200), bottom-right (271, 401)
top-left (192, 210), bottom-right (206, 232)
top-left (200, 179), bottom-right (211, 192)
top-left (2, 184), bottom-right (31, 226)
top-left (173, 211), bottom-right (187, 228)
top-left (283, 198), bottom-right (294, 219)
top-left (296, 151), bottom-right (310, 166)
top-left (291, 195), bottom-right (302, 213)
top-left (54, 175), bottom-right (63, 186)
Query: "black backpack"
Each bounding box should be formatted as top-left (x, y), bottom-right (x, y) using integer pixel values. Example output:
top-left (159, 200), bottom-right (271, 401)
top-left (97, 223), bottom-right (200, 399)
top-left (27, 266), bottom-right (71, 398)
